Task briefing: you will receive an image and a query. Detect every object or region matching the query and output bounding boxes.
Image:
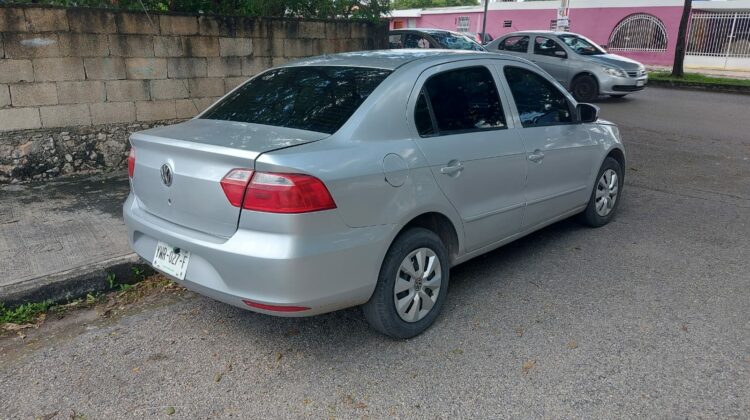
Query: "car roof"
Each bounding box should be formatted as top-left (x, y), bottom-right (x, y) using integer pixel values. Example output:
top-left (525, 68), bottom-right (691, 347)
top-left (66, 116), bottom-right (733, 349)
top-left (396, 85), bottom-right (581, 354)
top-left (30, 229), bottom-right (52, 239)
top-left (280, 49), bottom-right (494, 71)
top-left (390, 28), bottom-right (469, 36)
top-left (501, 30), bottom-right (576, 37)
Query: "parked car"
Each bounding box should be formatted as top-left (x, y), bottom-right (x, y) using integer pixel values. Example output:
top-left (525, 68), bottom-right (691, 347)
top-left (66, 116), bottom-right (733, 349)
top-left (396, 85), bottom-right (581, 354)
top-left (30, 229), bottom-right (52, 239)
top-left (487, 31), bottom-right (648, 101)
top-left (468, 31), bottom-right (494, 45)
top-left (123, 50), bottom-right (625, 338)
top-left (389, 28), bottom-right (486, 51)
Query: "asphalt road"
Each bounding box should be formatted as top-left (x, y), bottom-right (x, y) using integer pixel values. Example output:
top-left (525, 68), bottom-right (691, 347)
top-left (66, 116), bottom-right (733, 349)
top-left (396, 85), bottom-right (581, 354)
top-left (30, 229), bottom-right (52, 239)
top-left (2, 87), bottom-right (749, 419)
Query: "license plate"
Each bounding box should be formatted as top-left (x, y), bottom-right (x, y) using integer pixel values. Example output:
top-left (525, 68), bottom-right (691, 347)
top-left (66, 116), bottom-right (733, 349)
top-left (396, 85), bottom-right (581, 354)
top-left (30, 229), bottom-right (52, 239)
top-left (636, 80), bottom-right (646, 87)
top-left (152, 241), bottom-right (190, 280)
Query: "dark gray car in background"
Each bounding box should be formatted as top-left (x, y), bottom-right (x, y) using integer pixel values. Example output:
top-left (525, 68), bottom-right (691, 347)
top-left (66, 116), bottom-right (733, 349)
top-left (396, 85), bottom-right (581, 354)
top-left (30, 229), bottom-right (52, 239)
top-left (389, 28), bottom-right (486, 51)
top-left (487, 31), bottom-right (648, 101)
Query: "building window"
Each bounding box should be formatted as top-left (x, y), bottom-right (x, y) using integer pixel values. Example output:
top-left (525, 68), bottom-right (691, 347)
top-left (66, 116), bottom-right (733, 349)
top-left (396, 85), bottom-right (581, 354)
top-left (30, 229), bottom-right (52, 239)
top-left (608, 13), bottom-right (668, 52)
top-left (456, 16), bottom-right (470, 33)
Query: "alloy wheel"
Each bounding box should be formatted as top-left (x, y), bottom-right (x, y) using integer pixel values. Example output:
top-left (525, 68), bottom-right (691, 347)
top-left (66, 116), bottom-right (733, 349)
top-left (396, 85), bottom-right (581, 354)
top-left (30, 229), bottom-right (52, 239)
top-left (393, 248), bottom-right (442, 323)
top-left (595, 169), bottom-right (619, 216)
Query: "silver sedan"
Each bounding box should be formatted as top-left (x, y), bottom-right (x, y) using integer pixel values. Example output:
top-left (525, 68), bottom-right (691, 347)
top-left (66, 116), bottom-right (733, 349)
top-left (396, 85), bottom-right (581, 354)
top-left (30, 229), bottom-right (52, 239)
top-left (487, 31), bottom-right (648, 101)
top-left (123, 50), bottom-right (625, 338)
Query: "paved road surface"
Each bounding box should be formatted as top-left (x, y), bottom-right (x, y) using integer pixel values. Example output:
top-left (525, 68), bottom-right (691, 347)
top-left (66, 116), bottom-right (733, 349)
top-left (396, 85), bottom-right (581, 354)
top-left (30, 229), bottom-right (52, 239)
top-left (2, 88), bottom-right (749, 418)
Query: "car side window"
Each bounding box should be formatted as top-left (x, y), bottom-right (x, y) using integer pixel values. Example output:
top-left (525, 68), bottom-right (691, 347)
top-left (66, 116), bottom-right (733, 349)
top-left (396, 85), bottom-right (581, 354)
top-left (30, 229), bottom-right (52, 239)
top-left (389, 34), bottom-right (403, 49)
top-left (404, 33), bottom-right (432, 49)
top-left (503, 66), bottom-right (572, 128)
top-left (416, 66), bottom-right (506, 137)
top-left (414, 91), bottom-right (436, 136)
top-left (500, 36), bottom-right (529, 53)
top-left (534, 36), bottom-right (566, 58)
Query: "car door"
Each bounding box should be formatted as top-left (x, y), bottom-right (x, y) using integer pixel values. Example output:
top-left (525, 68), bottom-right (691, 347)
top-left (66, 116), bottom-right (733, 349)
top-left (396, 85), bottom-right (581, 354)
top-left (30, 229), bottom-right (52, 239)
top-left (498, 63), bottom-right (598, 230)
top-left (493, 35), bottom-right (531, 58)
top-left (530, 36), bottom-right (570, 85)
top-left (410, 61), bottom-right (527, 252)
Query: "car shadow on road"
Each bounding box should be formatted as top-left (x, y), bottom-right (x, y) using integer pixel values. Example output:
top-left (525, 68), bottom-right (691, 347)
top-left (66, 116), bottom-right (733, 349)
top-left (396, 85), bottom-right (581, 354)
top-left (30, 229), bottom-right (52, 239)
top-left (199, 217), bottom-right (589, 352)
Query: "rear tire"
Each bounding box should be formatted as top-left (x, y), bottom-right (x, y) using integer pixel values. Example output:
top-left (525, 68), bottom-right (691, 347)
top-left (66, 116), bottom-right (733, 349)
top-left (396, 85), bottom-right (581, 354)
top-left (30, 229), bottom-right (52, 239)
top-left (362, 228), bottom-right (449, 339)
top-left (578, 157), bottom-right (623, 227)
top-left (571, 74), bottom-right (599, 102)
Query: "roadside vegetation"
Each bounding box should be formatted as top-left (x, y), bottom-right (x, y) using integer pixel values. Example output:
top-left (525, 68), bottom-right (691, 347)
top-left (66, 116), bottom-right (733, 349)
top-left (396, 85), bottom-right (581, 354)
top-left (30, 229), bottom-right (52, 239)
top-left (1, 273), bottom-right (182, 336)
top-left (5, 0), bottom-right (390, 20)
top-left (650, 71), bottom-right (750, 88)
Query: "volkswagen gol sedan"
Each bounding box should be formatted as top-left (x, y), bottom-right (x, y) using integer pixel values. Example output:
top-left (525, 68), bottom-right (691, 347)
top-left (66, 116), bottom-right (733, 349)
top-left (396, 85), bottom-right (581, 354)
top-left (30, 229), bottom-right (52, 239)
top-left (124, 50), bottom-right (625, 338)
top-left (487, 31), bottom-right (648, 101)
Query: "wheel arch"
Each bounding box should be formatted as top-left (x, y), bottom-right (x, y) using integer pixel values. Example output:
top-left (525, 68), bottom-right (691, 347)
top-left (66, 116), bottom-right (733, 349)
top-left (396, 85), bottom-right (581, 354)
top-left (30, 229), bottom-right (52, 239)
top-left (605, 147), bottom-right (626, 183)
top-left (570, 71), bottom-right (599, 90)
top-left (397, 212), bottom-right (461, 265)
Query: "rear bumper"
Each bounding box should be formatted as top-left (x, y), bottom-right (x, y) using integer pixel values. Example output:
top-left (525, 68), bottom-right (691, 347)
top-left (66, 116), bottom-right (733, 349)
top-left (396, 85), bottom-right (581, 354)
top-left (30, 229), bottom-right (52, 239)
top-left (123, 193), bottom-right (396, 316)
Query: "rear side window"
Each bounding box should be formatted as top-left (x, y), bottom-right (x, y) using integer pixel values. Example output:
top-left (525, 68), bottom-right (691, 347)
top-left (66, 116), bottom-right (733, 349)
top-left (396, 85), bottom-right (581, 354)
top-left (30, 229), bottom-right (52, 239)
top-left (389, 34), bottom-right (403, 48)
top-left (503, 66), bottom-right (572, 127)
top-left (416, 66), bottom-right (506, 136)
top-left (500, 36), bottom-right (529, 52)
top-left (404, 33), bottom-right (432, 48)
top-left (414, 92), bottom-right (436, 136)
top-left (202, 66), bottom-right (391, 134)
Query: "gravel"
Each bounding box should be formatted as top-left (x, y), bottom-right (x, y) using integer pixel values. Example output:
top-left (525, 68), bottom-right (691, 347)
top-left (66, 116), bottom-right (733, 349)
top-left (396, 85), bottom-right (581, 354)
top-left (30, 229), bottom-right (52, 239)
top-left (1, 88), bottom-right (749, 419)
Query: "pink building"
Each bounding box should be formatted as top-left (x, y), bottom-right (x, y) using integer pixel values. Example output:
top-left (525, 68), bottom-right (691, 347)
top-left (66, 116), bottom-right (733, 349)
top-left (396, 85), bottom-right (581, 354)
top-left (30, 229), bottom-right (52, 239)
top-left (389, 0), bottom-right (750, 70)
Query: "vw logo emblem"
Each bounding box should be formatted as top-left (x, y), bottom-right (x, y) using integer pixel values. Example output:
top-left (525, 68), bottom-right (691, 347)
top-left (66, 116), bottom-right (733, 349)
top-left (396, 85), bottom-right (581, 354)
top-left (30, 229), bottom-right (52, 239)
top-left (160, 164), bottom-right (173, 187)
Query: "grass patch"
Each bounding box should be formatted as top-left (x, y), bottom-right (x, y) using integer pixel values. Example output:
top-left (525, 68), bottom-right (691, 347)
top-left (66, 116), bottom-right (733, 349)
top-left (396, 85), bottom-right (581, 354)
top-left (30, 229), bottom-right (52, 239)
top-left (649, 71), bottom-right (750, 88)
top-left (0, 301), bottom-right (53, 324)
top-left (1, 274), bottom-right (181, 335)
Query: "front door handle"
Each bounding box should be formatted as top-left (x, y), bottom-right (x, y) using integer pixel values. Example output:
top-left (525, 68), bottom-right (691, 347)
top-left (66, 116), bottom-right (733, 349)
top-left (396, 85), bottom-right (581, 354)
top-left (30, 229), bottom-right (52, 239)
top-left (528, 150), bottom-right (545, 163)
top-left (440, 160), bottom-right (464, 175)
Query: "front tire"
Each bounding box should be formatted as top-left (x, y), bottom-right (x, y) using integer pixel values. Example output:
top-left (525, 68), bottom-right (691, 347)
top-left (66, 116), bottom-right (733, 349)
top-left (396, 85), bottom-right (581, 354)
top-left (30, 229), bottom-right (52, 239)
top-left (362, 228), bottom-right (449, 339)
top-left (578, 157), bottom-right (623, 227)
top-left (571, 74), bottom-right (599, 102)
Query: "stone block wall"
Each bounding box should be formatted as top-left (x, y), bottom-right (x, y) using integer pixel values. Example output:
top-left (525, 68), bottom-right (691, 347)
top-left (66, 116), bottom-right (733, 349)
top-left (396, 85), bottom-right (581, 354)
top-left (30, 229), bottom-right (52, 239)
top-left (0, 5), bottom-right (388, 182)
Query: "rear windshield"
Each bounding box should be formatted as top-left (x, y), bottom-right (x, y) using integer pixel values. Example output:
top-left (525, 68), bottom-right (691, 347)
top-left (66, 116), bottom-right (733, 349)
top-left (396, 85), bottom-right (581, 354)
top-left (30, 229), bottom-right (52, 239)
top-left (201, 66), bottom-right (392, 134)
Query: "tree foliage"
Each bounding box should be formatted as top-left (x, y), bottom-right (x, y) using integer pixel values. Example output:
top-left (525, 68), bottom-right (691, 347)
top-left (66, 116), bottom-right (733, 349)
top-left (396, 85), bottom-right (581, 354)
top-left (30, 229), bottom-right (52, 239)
top-left (6, 0), bottom-right (390, 20)
top-left (392, 0), bottom-right (478, 10)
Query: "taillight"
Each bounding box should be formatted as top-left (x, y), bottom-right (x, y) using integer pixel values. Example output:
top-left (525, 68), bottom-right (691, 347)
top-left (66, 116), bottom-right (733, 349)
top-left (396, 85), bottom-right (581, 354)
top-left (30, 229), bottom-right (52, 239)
top-left (127, 147), bottom-right (136, 178)
top-left (220, 170), bottom-right (336, 213)
top-left (244, 172), bottom-right (336, 213)
top-left (220, 168), bottom-right (254, 207)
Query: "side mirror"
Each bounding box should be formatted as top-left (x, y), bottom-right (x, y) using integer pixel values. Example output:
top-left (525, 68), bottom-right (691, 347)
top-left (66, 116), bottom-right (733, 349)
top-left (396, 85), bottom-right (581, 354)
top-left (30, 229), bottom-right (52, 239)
top-left (577, 103), bottom-right (599, 123)
top-left (554, 50), bottom-right (567, 58)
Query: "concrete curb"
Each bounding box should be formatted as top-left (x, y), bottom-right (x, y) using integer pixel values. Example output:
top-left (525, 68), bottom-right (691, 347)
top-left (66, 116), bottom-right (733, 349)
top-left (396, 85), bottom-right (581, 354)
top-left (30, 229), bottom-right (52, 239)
top-left (648, 79), bottom-right (750, 95)
top-left (0, 253), bottom-right (153, 307)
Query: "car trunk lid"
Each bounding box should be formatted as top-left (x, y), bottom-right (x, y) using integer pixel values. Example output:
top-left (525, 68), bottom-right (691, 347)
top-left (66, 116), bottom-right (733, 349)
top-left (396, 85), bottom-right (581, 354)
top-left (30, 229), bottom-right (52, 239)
top-left (129, 119), bottom-right (328, 237)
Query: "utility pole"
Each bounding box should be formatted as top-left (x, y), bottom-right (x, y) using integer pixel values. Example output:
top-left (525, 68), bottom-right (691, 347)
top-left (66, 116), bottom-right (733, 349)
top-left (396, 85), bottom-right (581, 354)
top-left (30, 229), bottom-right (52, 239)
top-left (556, 0), bottom-right (570, 31)
top-left (481, 0), bottom-right (489, 43)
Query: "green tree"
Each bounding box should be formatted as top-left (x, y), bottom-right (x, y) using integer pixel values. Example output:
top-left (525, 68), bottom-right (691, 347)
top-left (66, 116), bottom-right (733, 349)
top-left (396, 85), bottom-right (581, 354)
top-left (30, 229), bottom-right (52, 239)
top-left (8, 0), bottom-right (390, 19)
top-left (393, 0), bottom-right (478, 10)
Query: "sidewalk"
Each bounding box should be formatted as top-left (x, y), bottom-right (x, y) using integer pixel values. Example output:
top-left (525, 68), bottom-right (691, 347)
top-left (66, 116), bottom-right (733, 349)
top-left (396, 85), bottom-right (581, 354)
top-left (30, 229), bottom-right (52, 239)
top-left (649, 65), bottom-right (750, 79)
top-left (0, 171), bottom-right (143, 306)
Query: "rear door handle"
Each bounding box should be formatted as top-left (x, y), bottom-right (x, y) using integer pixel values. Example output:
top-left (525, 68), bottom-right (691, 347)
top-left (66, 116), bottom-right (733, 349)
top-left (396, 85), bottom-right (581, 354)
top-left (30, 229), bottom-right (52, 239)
top-left (440, 161), bottom-right (464, 175)
top-left (528, 150), bottom-right (545, 163)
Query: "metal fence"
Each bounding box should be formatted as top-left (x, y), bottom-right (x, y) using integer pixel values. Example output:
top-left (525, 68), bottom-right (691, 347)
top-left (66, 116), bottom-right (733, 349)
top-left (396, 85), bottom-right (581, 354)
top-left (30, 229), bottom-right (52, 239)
top-left (608, 13), bottom-right (668, 52)
top-left (687, 12), bottom-right (750, 58)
